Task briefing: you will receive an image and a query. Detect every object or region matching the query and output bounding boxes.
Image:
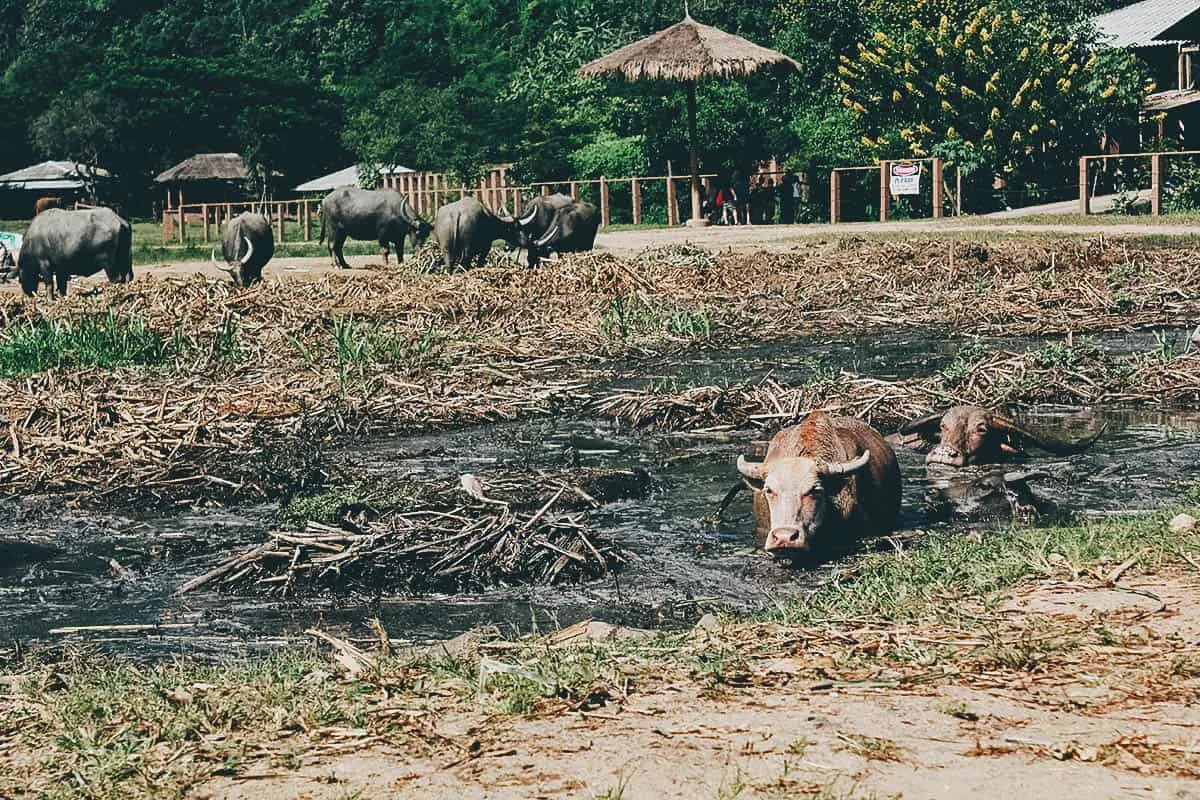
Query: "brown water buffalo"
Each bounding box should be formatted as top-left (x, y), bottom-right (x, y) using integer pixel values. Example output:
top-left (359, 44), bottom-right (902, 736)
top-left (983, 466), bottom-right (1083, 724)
top-left (899, 406), bottom-right (1104, 467)
top-left (34, 197), bottom-right (62, 215)
top-left (736, 411), bottom-right (901, 555)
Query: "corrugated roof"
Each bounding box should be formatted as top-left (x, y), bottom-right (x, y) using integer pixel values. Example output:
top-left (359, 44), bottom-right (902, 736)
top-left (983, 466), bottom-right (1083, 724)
top-left (1094, 0), bottom-right (1200, 48)
top-left (0, 160), bottom-right (110, 188)
top-left (294, 164), bottom-right (412, 192)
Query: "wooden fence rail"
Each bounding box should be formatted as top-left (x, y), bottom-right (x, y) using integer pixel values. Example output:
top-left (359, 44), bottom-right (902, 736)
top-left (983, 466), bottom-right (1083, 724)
top-left (1078, 149), bottom-right (1200, 215)
top-left (163, 171), bottom-right (727, 243)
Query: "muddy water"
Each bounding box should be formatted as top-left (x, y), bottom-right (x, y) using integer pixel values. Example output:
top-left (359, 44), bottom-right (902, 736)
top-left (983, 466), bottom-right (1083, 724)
top-left (3, 327), bottom-right (1198, 660)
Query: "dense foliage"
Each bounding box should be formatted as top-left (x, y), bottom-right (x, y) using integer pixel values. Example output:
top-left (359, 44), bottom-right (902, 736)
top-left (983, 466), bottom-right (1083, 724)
top-left (0, 0), bottom-right (1144, 212)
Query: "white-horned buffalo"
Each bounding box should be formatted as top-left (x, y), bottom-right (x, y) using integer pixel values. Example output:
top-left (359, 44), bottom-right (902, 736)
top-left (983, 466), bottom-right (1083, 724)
top-left (736, 411), bottom-right (901, 555)
top-left (212, 211), bottom-right (274, 286)
top-left (899, 406), bottom-right (1104, 467)
top-left (433, 197), bottom-right (521, 270)
top-left (18, 207), bottom-right (132, 296)
top-left (510, 194), bottom-right (598, 268)
top-left (319, 187), bottom-right (433, 269)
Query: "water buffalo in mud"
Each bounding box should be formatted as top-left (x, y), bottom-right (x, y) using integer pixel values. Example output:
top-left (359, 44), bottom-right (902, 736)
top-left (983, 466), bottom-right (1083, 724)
top-left (319, 187), bottom-right (432, 269)
top-left (210, 212), bottom-right (274, 286)
top-left (898, 406), bottom-right (1104, 467)
top-left (18, 207), bottom-right (132, 296)
top-left (511, 194), bottom-right (598, 268)
top-left (736, 411), bottom-right (902, 555)
top-left (34, 197), bottom-right (62, 215)
top-left (433, 197), bottom-right (521, 270)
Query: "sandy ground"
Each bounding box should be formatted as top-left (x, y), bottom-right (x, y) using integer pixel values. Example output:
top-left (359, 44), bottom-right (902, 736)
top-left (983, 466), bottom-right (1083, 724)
top-left (196, 576), bottom-right (1200, 800)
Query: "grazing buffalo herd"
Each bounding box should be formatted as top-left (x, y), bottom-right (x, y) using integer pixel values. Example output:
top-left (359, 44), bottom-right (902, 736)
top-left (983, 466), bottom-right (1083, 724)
top-left (10, 187), bottom-right (1106, 561)
top-left (15, 187), bottom-right (599, 297)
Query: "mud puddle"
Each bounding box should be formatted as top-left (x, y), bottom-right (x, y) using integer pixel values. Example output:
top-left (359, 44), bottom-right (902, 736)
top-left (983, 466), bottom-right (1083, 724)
top-left (1, 328), bottom-right (1197, 660)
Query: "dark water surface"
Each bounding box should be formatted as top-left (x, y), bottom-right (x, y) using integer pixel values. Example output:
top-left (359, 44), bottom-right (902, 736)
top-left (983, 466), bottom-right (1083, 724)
top-left (3, 327), bottom-right (1198, 660)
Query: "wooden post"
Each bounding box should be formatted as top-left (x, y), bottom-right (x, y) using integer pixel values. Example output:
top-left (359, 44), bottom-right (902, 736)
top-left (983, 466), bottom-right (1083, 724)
top-left (277, 203), bottom-right (285, 243)
top-left (879, 161), bottom-right (890, 223)
top-left (1079, 157), bottom-right (1090, 215)
top-left (202, 204), bottom-right (210, 242)
top-left (570, 181), bottom-right (579, 201)
top-left (932, 158), bottom-right (944, 219)
top-left (1151, 153), bottom-right (1163, 216)
top-left (541, 184), bottom-right (550, 197)
top-left (177, 203), bottom-right (186, 244)
top-left (666, 176), bottom-right (679, 226)
top-left (830, 169), bottom-right (841, 224)
top-left (599, 176), bottom-right (610, 227)
top-left (956, 168), bottom-right (963, 215)
top-left (631, 178), bottom-right (642, 225)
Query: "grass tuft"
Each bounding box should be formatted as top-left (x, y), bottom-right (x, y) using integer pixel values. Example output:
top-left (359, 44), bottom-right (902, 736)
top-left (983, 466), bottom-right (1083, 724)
top-left (0, 313), bottom-right (172, 377)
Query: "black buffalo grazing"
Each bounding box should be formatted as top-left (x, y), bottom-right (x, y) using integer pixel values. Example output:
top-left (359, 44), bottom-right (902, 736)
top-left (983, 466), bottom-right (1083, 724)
top-left (521, 198), bottom-right (600, 268)
top-left (212, 211), bottom-right (274, 286)
top-left (319, 187), bottom-right (432, 269)
top-left (433, 197), bottom-right (521, 270)
top-left (18, 208), bottom-right (132, 296)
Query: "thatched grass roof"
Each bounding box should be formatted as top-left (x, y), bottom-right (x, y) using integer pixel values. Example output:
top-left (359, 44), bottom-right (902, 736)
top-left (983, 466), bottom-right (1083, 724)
top-left (154, 153), bottom-right (252, 183)
top-left (577, 17), bottom-right (799, 82)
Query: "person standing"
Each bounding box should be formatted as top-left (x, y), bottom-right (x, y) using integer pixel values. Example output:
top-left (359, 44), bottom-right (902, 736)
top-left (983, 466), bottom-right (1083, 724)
top-left (732, 168), bottom-right (751, 225)
top-left (779, 171), bottom-right (800, 224)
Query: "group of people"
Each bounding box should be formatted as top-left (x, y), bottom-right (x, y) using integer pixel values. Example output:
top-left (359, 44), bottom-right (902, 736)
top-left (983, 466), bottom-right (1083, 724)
top-left (702, 169), bottom-right (803, 226)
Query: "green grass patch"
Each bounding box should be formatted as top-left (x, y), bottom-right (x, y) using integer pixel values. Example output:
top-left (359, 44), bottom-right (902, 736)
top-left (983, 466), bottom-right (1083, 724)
top-left (775, 509), bottom-right (1199, 626)
top-left (599, 293), bottom-right (714, 345)
top-left (0, 313), bottom-right (173, 377)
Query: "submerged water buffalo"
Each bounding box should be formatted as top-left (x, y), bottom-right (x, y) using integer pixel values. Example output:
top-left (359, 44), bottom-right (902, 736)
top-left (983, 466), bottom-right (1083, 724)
top-left (899, 406), bottom-right (1104, 467)
top-left (433, 197), bottom-right (520, 270)
top-left (319, 187), bottom-right (432, 269)
top-left (18, 207), bottom-right (132, 296)
top-left (211, 212), bottom-right (274, 286)
top-left (736, 411), bottom-right (901, 555)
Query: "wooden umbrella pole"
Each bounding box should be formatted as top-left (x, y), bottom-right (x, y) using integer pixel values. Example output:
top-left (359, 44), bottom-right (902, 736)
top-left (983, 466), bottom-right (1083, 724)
top-left (685, 81), bottom-right (704, 225)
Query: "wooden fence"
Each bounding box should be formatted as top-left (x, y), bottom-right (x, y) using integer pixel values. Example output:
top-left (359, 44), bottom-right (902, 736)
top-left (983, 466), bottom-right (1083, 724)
top-left (829, 158), bottom-right (960, 223)
top-left (1078, 149), bottom-right (1200, 215)
top-left (162, 170), bottom-right (722, 243)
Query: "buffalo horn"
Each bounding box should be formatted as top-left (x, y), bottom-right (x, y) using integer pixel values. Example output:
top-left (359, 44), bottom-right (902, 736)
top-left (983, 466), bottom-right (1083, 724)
top-left (898, 411), bottom-right (944, 437)
top-left (991, 414), bottom-right (1106, 455)
top-left (819, 450), bottom-right (871, 476)
top-left (240, 236), bottom-right (254, 265)
top-left (736, 455), bottom-right (768, 481)
top-left (495, 206), bottom-right (514, 222)
top-left (517, 206), bottom-right (538, 226)
top-left (534, 222), bottom-right (559, 249)
top-left (211, 247), bottom-right (237, 280)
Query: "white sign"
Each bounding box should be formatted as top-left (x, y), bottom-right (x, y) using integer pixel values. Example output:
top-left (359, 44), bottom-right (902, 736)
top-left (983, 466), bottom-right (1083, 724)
top-left (889, 162), bottom-right (922, 196)
top-left (0, 232), bottom-right (21, 266)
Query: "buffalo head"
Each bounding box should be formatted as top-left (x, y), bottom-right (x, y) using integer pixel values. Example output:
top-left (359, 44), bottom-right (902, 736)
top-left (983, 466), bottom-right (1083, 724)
top-left (211, 237), bottom-right (256, 287)
top-left (736, 449), bottom-right (871, 552)
top-left (900, 405), bottom-right (1104, 467)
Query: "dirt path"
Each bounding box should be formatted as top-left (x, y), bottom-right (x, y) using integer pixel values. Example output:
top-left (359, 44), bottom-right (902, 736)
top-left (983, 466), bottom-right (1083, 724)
top-left (197, 576), bottom-right (1200, 800)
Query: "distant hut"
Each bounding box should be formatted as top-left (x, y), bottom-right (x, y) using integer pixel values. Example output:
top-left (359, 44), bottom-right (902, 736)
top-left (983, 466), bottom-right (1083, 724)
top-left (0, 160), bottom-right (110, 217)
top-left (294, 164), bottom-right (414, 196)
top-left (154, 153), bottom-right (277, 210)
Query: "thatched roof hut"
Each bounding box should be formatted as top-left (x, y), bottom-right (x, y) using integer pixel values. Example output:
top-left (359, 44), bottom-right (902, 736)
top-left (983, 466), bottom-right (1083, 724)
top-left (154, 153), bottom-right (279, 208)
top-left (579, 17), bottom-right (798, 226)
top-left (578, 17), bottom-right (799, 82)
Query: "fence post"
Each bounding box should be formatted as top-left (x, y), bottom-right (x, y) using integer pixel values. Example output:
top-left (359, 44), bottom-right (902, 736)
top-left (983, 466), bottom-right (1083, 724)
top-left (1079, 157), bottom-right (1090, 214)
top-left (599, 176), bottom-right (610, 227)
top-left (879, 160), bottom-right (890, 223)
top-left (956, 168), bottom-right (963, 215)
top-left (277, 203), bottom-right (286, 243)
top-left (932, 158), bottom-right (944, 219)
top-left (177, 204), bottom-right (186, 244)
top-left (202, 204), bottom-right (210, 242)
top-left (569, 181), bottom-right (579, 201)
top-left (631, 178), bottom-right (642, 225)
top-left (1151, 153), bottom-right (1162, 216)
top-left (666, 176), bottom-right (679, 226)
top-left (830, 170), bottom-right (841, 224)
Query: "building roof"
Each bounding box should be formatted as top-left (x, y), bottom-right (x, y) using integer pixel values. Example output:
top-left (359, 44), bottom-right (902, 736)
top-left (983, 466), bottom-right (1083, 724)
top-left (154, 153), bottom-right (254, 183)
top-left (294, 164), bottom-right (412, 192)
top-left (1094, 0), bottom-right (1200, 48)
top-left (0, 160), bottom-right (110, 190)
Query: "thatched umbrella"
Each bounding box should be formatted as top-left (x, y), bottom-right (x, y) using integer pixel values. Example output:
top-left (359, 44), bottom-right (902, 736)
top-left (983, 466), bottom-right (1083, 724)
top-left (578, 15), bottom-right (799, 226)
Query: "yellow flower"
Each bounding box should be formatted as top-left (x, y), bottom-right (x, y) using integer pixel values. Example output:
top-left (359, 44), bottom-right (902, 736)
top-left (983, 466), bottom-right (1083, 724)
top-left (1049, 118), bottom-right (1058, 126)
top-left (1019, 47), bottom-right (1029, 60)
top-left (917, 122), bottom-right (932, 133)
top-left (1012, 93), bottom-right (1023, 106)
top-left (900, 128), bottom-right (914, 139)
top-left (990, 107), bottom-right (1001, 120)
top-left (874, 31), bottom-right (888, 42)
top-left (941, 99), bottom-right (954, 111)
top-left (1029, 124), bottom-right (1039, 133)
top-left (947, 126), bottom-right (958, 137)
top-left (893, 90), bottom-right (903, 102)
top-left (860, 136), bottom-right (875, 147)
top-left (1101, 85), bottom-right (1116, 98)
top-left (936, 46), bottom-right (946, 57)
top-left (842, 97), bottom-right (853, 107)
top-left (1030, 99), bottom-right (1042, 110)
top-left (852, 102), bottom-right (867, 113)
top-left (1012, 131), bottom-right (1022, 142)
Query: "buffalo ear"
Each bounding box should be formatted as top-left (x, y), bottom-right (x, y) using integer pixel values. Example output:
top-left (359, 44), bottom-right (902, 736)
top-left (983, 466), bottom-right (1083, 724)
top-left (899, 411), bottom-right (944, 440)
